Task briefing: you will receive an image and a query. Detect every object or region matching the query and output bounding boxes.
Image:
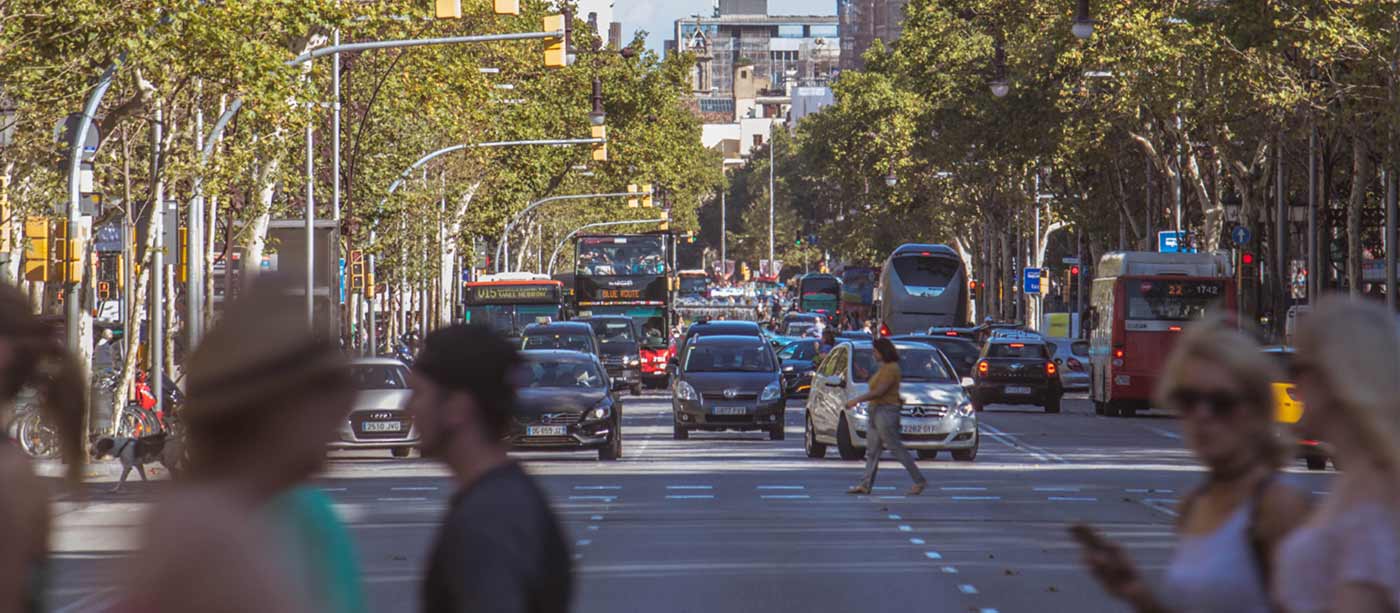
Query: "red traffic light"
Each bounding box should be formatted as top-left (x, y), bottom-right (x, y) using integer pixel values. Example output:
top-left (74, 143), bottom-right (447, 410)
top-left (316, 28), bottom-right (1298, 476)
top-left (1241, 252), bottom-right (1255, 266)
top-left (1070, 265), bottom-right (1080, 276)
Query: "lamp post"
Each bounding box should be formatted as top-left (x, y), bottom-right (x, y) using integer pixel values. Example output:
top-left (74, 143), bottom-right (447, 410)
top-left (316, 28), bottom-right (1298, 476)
top-left (884, 172), bottom-right (898, 188)
top-left (1072, 0), bottom-right (1095, 40)
top-left (989, 40), bottom-right (1010, 98)
top-left (719, 158), bottom-right (744, 279)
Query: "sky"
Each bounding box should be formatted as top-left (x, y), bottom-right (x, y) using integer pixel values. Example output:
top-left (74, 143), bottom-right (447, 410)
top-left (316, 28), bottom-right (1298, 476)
top-left (604, 0), bottom-right (836, 52)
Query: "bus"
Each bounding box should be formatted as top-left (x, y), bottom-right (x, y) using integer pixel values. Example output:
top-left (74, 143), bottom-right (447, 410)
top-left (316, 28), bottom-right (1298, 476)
top-left (877, 244), bottom-right (969, 336)
top-left (796, 273), bottom-right (842, 324)
top-left (574, 234), bottom-right (673, 384)
top-left (840, 266), bottom-right (879, 325)
top-left (677, 269), bottom-right (711, 301)
top-left (463, 273), bottom-right (566, 343)
top-left (1088, 252), bottom-right (1234, 417)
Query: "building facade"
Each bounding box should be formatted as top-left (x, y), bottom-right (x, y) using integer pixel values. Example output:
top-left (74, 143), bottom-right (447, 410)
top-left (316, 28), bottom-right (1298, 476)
top-left (838, 0), bottom-right (908, 71)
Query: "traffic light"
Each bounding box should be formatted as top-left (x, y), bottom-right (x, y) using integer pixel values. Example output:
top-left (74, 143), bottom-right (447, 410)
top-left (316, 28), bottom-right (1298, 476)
top-left (658, 209), bottom-right (670, 232)
top-left (349, 250), bottom-right (366, 293)
top-left (434, 0), bottom-right (462, 19)
top-left (543, 14), bottom-right (569, 68)
top-left (795, 236), bottom-right (803, 246)
top-left (641, 184), bottom-right (654, 208)
top-left (493, 0), bottom-right (519, 15)
top-left (50, 220), bottom-right (80, 284)
top-left (591, 125), bottom-right (607, 162)
top-left (1238, 250), bottom-right (1257, 284)
top-left (627, 183), bottom-right (640, 208)
top-left (23, 217), bottom-right (48, 282)
top-left (178, 226), bottom-right (188, 283)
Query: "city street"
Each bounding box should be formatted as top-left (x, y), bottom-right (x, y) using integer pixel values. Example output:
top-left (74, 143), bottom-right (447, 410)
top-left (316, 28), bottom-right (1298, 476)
top-left (48, 393), bottom-right (1335, 613)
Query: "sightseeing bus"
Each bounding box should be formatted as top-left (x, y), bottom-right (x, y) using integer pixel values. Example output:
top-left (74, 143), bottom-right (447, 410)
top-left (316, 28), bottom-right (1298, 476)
top-left (1088, 252), bottom-right (1234, 417)
top-left (796, 273), bottom-right (842, 325)
top-left (677, 269), bottom-right (711, 301)
top-left (462, 273), bottom-right (566, 343)
top-left (876, 244), bottom-right (970, 336)
top-left (574, 234), bottom-right (673, 386)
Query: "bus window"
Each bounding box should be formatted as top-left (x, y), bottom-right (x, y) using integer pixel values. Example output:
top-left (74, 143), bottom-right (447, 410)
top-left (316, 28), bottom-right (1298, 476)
top-left (1126, 280), bottom-right (1227, 321)
top-left (892, 256), bottom-right (960, 295)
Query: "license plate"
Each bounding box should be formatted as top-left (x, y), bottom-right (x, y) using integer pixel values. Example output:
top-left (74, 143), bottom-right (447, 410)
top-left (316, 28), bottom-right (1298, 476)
top-left (713, 406), bottom-right (749, 415)
top-left (1005, 386), bottom-right (1032, 395)
top-left (901, 424), bottom-right (940, 435)
top-left (527, 425), bottom-right (569, 437)
top-left (362, 421), bottom-right (403, 433)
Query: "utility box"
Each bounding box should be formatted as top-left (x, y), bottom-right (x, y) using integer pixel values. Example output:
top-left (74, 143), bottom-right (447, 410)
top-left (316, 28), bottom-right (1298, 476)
top-left (266, 220), bottom-right (341, 340)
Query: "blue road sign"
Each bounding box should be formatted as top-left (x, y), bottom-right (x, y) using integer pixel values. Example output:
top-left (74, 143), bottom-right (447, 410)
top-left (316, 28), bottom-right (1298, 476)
top-left (1158, 231), bottom-right (1198, 253)
top-left (1231, 225), bottom-right (1252, 247)
top-left (1023, 268), bottom-right (1042, 295)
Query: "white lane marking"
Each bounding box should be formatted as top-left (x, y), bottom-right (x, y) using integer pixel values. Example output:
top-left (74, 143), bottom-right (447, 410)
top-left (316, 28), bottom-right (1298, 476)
top-left (924, 551), bottom-right (943, 560)
top-left (573, 553), bottom-right (584, 560)
top-left (576, 539), bottom-right (592, 547)
top-left (959, 584), bottom-right (979, 594)
top-left (587, 525), bottom-right (599, 531)
top-left (320, 487), bottom-right (347, 492)
top-left (666, 495), bottom-right (715, 500)
top-left (941, 486), bottom-right (987, 491)
top-left (757, 485), bottom-right (805, 490)
top-left (981, 609), bottom-right (1001, 613)
top-left (391, 486), bottom-right (438, 492)
top-left (952, 496), bottom-right (1001, 501)
top-left (873, 486), bottom-right (896, 491)
top-left (980, 423), bottom-right (1066, 463)
top-left (54, 588), bottom-right (114, 613)
top-left (898, 525), bottom-right (913, 532)
top-left (879, 495), bottom-right (907, 500)
top-left (1126, 488), bottom-right (1174, 494)
top-left (1148, 427), bottom-right (1183, 441)
top-left (761, 494), bottom-right (811, 500)
top-left (574, 485), bottom-right (622, 491)
top-left (888, 514), bottom-right (902, 520)
top-left (377, 497), bottom-right (428, 502)
top-left (909, 538), bottom-right (926, 545)
top-left (1141, 498), bottom-right (1180, 517)
top-left (1034, 486), bottom-right (1081, 492)
top-left (941, 566), bottom-right (959, 574)
top-left (1048, 496), bottom-right (1098, 502)
top-left (666, 485), bottom-right (714, 490)
top-left (590, 515), bottom-right (604, 521)
top-left (568, 496), bottom-right (617, 502)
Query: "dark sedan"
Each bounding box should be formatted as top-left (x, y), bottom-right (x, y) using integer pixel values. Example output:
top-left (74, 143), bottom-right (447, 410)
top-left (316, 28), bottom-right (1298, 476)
top-left (509, 350), bottom-right (625, 460)
top-left (891, 334), bottom-right (981, 380)
top-left (777, 339), bottom-right (821, 397)
top-left (575, 315), bottom-right (644, 396)
top-left (671, 335), bottom-right (786, 441)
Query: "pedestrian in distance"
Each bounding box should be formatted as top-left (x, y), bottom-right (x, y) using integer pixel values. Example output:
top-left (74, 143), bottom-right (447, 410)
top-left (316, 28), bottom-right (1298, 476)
top-left (408, 324), bottom-right (572, 613)
top-left (118, 275), bottom-right (367, 613)
top-left (1073, 314), bottom-right (1308, 613)
top-left (846, 338), bottom-right (927, 496)
top-left (1275, 295), bottom-right (1400, 613)
top-left (819, 328), bottom-right (837, 356)
top-left (0, 283), bottom-right (86, 613)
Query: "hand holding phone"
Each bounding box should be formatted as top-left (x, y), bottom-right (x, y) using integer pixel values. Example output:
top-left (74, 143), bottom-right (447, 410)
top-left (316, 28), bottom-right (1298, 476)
top-left (1070, 524), bottom-right (1154, 607)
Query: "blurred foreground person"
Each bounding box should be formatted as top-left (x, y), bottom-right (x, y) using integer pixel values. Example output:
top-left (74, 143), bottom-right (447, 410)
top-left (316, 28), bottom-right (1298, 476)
top-left (0, 284), bottom-right (85, 613)
top-left (1278, 296), bottom-right (1400, 613)
top-left (120, 276), bottom-right (365, 613)
top-left (1076, 315), bottom-right (1307, 613)
top-left (409, 324), bottom-right (572, 613)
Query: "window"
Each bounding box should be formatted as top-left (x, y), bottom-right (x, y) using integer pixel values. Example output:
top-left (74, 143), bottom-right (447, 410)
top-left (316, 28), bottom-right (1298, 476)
top-left (892, 255), bottom-right (960, 291)
top-left (852, 348), bottom-right (954, 383)
top-left (777, 25), bottom-right (805, 38)
top-left (684, 344), bottom-right (775, 373)
top-left (587, 320), bottom-right (635, 344)
top-left (350, 365), bottom-right (408, 390)
top-left (523, 333), bottom-right (593, 353)
top-left (810, 25), bottom-right (838, 38)
top-left (778, 340), bottom-right (818, 361)
top-left (523, 359), bottom-right (605, 388)
top-left (819, 347), bottom-right (847, 377)
top-left (987, 343), bottom-right (1050, 359)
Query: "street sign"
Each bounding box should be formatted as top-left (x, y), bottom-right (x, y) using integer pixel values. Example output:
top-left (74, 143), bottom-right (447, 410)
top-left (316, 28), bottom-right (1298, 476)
top-left (1230, 225), bottom-right (1252, 247)
top-left (1157, 231), bottom-right (1197, 254)
top-left (1062, 257), bottom-right (1080, 265)
top-left (1023, 267), bottom-right (1043, 295)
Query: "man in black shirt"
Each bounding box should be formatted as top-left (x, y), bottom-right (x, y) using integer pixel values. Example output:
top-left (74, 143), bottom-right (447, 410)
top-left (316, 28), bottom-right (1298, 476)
top-left (408, 324), bottom-right (572, 613)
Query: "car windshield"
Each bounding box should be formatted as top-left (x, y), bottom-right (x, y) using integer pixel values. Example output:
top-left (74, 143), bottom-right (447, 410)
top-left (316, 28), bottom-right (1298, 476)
top-left (522, 359), bottom-right (606, 388)
top-left (350, 365), bottom-right (408, 390)
top-left (852, 348), bottom-right (955, 383)
top-left (523, 333), bottom-right (593, 353)
top-left (684, 344), bottom-right (775, 372)
top-left (784, 322), bottom-right (816, 336)
top-left (778, 340), bottom-right (819, 361)
top-left (588, 320), bottom-right (635, 344)
top-left (1071, 341), bottom-right (1090, 357)
top-left (928, 339), bottom-right (979, 365)
top-left (988, 343), bottom-right (1050, 359)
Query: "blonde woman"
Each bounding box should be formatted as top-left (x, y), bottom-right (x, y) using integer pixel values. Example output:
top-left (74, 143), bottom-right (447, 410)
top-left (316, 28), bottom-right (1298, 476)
top-left (1278, 296), bottom-right (1400, 613)
top-left (1076, 315), bottom-right (1309, 613)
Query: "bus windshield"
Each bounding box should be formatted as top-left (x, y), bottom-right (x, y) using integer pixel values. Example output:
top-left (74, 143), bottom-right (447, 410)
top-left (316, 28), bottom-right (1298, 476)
top-left (680, 276), bottom-right (709, 296)
top-left (892, 256), bottom-right (959, 296)
top-left (577, 236), bottom-right (666, 276)
top-left (464, 304), bottom-right (562, 337)
top-left (1126, 280), bottom-right (1227, 321)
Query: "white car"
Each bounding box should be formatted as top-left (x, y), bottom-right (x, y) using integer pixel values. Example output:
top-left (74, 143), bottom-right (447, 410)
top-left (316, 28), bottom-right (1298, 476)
top-left (330, 358), bottom-right (419, 457)
top-left (804, 341), bottom-right (979, 461)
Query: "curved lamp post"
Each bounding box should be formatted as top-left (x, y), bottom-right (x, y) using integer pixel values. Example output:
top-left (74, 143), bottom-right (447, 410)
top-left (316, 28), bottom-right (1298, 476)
top-left (1072, 0), bottom-right (1095, 40)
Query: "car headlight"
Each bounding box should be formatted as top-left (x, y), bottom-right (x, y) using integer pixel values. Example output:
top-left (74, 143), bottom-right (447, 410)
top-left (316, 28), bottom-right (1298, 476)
top-left (761, 382), bottom-right (782, 402)
top-left (782, 365), bottom-right (795, 373)
top-left (852, 401), bottom-right (870, 419)
top-left (956, 399), bottom-right (974, 417)
top-left (676, 381), bottom-right (699, 401)
top-left (589, 403), bottom-right (612, 420)
top-left (626, 356), bottom-right (641, 367)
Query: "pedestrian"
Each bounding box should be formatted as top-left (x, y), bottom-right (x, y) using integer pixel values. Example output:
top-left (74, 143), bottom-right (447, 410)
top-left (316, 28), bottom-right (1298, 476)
top-left (819, 328), bottom-right (838, 356)
top-left (409, 324), bottom-right (572, 613)
top-left (846, 338), bottom-right (926, 496)
top-left (118, 275), bottom-right (367, 613)
top-left (0, 284), bottom-right (86, 613)
top-left (1074, 314), bottom-right (1308, 613)
top-left (1275, 295), bottom-right (1400, 613)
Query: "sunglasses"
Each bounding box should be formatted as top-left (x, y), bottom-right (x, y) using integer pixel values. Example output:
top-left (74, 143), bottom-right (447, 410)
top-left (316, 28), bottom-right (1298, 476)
top-left (1167, 388), bottom-right (1243, 418)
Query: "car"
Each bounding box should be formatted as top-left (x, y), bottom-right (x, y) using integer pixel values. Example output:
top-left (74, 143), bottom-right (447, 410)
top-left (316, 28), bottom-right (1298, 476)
top-left (971, 338), bottom-right (1064, 413)
top-left (510, 350), bottom-right (626, 460)
top-left (781, 312), bottom-right (825, 337)
top-left (520, 321), bottom-right (602, 359)
top-left (890, 334), bottom-right (981, 379)
top-left (671, 335), bottom-right (786, 440)
top-left (575, 315), bottom-right (644, 396)
top-left (837, 331), bottom-right (874, 342)
top-left (777, 339), bottom-right (821, 397)
top-left (926, 326), bottom-right (979, 341)
top-left (331, 358), bottom-right (419, 457)
top-left (1262, 346), bottom-right (1329, 471)
top-left (1045, 337), bottom-right (1090, 390)
top-left (805, 341), bottom-right (978, 461)
top-left (672, 320), bottom-right (765, 368)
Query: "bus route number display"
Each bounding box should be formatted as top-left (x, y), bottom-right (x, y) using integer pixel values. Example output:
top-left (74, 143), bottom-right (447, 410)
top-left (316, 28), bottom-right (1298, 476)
top-left (1137, 280), bottom-right (1224, 298)
top-left (598, 289), bottom-right (643, 300)
top-left (468, 285), bottom-right (558, 304)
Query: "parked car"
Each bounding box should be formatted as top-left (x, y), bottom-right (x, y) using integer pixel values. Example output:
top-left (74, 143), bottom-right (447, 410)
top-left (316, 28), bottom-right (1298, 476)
top-left (891, 334), bottom-right (981, 380)
top-left (520, 321), bottom-right (602, 359)
top-left (575, 314), bottom-right (644, 396)
top-left (510, 350), bottom-right (625, 460)
top-left (777, 339), bottom-right (821, 398)
top-left (805, 341), bottom-right (978, 461)
top-left (332, 358), bottom-right (418, 457)
top-left (1262, 346), bottom-right (1329, 471)
top-left (1045, 337), bottom-right (1091, 390)
top-left (671, 335), bottom-right (786, 440)
top-left (971, 338), bottom-right (1064, 413)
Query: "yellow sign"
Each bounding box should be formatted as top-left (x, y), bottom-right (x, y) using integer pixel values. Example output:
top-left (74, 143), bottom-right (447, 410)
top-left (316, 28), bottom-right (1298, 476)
top-left (1046, 313), bottom-right (1071, 338)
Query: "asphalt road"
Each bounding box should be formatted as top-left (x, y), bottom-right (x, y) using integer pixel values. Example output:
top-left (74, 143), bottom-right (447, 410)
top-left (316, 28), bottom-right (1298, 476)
top-left (47, 392), bottom-right (1336, 613)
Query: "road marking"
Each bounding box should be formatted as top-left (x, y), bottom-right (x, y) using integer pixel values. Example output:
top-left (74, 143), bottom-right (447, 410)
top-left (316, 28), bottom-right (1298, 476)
top-left (980, 609), bottom-right (1001, 613)
top-left (573, 553), bottom-right (584, 561)
top-left (54, 588), bottom-right (114, 613)
top-left (952, 496), bottom-right (1001, 501)
top-left (959, 584), bottom-right (979, 595)
top-left (574, 485), bottom-right (622, 491)
top-left (590, 514), bottom-right (604, 520)
top-left (898, 525), bottom-right (913, 532)
top-left (1141, 498), bottom-right (1180, 517)
top-left (1126, 488), bottom-right (1174, 494)
top-left (757, 485), bottom-right (805, 490)
top-left (879, 495), bottom-right (907, 500)
top-left (924, 551), bottom-right (943, 560)
top-left (391, 486), bottom-right (438, 492)
top-left (568, 496), bottom-right (618, 502)
top-left (587, 525), bottom-right (599, 531)
top-left (873, 486), bottom-right (896, 491)
top-left (941, 486), bottom-right (987, 491)
top-left (888, 514), bottom-right (902, 520)
top-left (1034, 486), bottom-right (1081, 492)
top-left (941, 566), bottom-right (959, 574)
top-left (576, 539), bottom-right (592, 547)
top-left (377, 497), bottom-right (427, 502)
top-left (666, 485), bottom-right (714, 490)
top-left (666, 495), bottom-right (715, 500)
top-left (909, 538), bottom-right (925, 545)
top-left (1048, 496), bottom-right (1098, 502)
top-left (320, 487), bottom-right (347, 492)
top-left (761, 494), bottom-right (811, 500)
top-left (980, 423), bottom-right (1066, 463)
top-left (1148, 427), bottom-right (1183, 441)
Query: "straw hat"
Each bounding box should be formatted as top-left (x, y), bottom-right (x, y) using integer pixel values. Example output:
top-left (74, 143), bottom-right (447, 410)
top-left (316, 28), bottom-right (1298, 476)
top-left (185, 274), bottom-right (345, 422)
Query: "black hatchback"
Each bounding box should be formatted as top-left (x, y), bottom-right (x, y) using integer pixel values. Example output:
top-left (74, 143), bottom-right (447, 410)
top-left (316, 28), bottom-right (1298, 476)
top-left (671, 335), bottom-right (786, 441)
top-left (511, 350), bottom-right (627, 460)
top-left (970, 338), bottom-right (1063, 413)
top-left (575, 315), bottom-right (644, 396)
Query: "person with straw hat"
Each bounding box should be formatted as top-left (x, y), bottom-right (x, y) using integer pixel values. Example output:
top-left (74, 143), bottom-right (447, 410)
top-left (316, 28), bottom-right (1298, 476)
top-left (117, 275), bottom-right (366, 613)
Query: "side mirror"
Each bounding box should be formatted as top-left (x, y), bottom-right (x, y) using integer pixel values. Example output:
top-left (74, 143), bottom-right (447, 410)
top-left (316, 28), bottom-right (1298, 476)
top-left (824, 374), bottom-right (846, 388)
top-left (961, 377), bottom-right (975, 388)
top-left (611, 377), bottom-right (629, 392)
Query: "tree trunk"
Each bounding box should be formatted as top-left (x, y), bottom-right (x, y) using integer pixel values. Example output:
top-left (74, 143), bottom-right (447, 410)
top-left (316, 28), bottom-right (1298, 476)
top-left (441, 182), bottom-right (481, 327)
top-left (1347, 136), bottom-right (1373, 295)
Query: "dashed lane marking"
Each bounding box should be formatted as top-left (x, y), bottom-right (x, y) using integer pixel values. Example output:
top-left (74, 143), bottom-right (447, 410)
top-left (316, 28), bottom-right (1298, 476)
top-left (590, 514), bottom-right (604, 521)
top-left (376, 497), bottom-right (427, 502)
top-left (568, 496), bottom-right (617, 502)
top-left (665, 495), bottom-right (715, 500)
top-left (879, 496), bottom-right (907, 500)
top-left (924, 551), bottom-right (943, 560)
top-left (951, 496), bottom-right (1001, 501)
top-left (1033, 486), bottom-right (1081, 492)
top-left (1148, 427), bottom-right (1183, 441)
top-left (898, 525), bottom-right (913, 532)
top-left (941, 566), bottom-right (959, 574)
top-left (873, 486), bottom-right (896, 491)
top-left (888, 514), bottom-right (902, 520)
top-left (574, 485), bottom-right (622, 491)
top-left (909, 538), bottom-right (925, 545)
top-left (1126, 488), bottom-right (1174, 494)
top-left (1048, 496), bottom-right (1098, 502)
top-left (981, 609), bottom-right (1001, 613)
top-left (941, 486), bottom-right (987, 491)
top-left (391, 487), bottom-right (438, 492)
top-left (576, 539), bottom-right (592, 547)
top-left (761, 495), bottom-right (811, 500)
top-left (666, 485), bottom-right (714, 490)
top-left (959, 584), bottom-right (979, 595)
top-left (587, 526), bottom-right (599, 531)
top-left (757, 485), bottom-right (805, 490)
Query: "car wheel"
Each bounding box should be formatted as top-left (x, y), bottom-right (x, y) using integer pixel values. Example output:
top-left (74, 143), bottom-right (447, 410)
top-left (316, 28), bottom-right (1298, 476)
top-left (836, 417), bottom-right (862, 461)
top-left (1104, 401), bottom-right (1122, 417)
top-left (917, 450), bottom-right (938, 460)
top-left (673, 418), bottom-right (689, 440)
top-left (630, 383), bottom-right (642, 397)
top-left (391, 447), bottom-right (412, 458)
top-left (599, 430), bottom-right (621, 461)
top-left (769, 422), bottom-right (786, 441)
top-left (1045, 395), bottom-right (1062, 414)
top-left (1305, 455), bottom-right (1328, 471)
top-left (952, 437), bottom-right (979, 462)
top-left (1093, 401), bottom-right (1105, 416)
top-left (971, 394), bottom-right (985, 412)
top-left (804, 414), bottom-right (827, 458)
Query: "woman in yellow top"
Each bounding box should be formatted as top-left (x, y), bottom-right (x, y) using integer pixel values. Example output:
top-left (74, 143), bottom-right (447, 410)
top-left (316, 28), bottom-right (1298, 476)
top-left (846, 338), bottom-right (927, 495)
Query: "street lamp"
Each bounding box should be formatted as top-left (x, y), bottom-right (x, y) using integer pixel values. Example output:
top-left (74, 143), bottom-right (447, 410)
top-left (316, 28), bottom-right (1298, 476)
top-left (589, 77), bottom-right (606, 126)
top-left (989, 40), bottom-right (1010, 98)
top-left (885, 172), bottom-right (898, 188)
top-left (1072, 0), bottom-right (1095, 40)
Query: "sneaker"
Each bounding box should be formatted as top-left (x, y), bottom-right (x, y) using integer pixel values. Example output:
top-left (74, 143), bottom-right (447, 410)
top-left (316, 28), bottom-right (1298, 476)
top-left (847, 485), bottom-right (871, 495)
top-left (907, 483), bottom-right (927, 496)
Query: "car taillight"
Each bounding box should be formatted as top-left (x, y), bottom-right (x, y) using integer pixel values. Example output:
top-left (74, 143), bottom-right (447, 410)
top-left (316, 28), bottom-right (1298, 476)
top-left (1067, 357), bottom-right (1084, 371)
top-left (879, 323), bottom-right (891, 337)
top-left (977, 360), bottom-right (989, 376)
top-left (1113, 348), bottom-right (1125, 359)
top-left (945, 331), bottom-right (958, 336)
top-left (1046, 361), bottom-right (1057, 376)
